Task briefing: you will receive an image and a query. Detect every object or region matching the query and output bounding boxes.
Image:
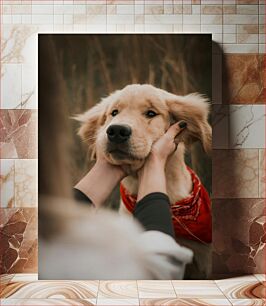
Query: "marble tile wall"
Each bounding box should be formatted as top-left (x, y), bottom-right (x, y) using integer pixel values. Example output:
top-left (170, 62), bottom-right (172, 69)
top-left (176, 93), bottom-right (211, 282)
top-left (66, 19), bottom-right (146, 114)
top-left (0, 208), bottom-right (38, 274)
top-left (0, 0), bottom-right (265, 280)
top-left (0, 158), bottom-right (37, 208)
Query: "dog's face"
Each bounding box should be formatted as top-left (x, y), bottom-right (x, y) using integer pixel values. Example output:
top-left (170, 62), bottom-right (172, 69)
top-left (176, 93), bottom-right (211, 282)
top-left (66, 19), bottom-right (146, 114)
top-left (77, 84), bottom-right (211, 170)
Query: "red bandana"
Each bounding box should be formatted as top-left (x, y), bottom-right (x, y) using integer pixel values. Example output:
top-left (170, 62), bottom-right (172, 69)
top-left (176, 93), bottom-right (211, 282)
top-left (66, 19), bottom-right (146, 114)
top-left (120, 166), bottom-right (212, 244)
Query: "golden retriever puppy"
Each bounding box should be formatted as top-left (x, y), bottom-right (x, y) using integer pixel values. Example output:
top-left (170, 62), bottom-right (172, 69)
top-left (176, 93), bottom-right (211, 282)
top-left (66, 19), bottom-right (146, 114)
top-left (77, 84), bottom-right (212, 279)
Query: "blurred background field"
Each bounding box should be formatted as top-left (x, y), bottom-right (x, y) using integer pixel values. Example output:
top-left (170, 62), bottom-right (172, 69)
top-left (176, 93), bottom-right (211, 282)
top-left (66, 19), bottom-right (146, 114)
top-left (41, 34), bottom-right (212, 209)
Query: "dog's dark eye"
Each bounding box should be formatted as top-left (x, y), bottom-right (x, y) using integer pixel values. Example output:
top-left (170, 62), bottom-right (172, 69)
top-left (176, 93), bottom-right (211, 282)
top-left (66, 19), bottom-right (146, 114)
top-left (111, 109), bottom-right (118, 117)
top-left (145, 110), bottom-right (158, 118)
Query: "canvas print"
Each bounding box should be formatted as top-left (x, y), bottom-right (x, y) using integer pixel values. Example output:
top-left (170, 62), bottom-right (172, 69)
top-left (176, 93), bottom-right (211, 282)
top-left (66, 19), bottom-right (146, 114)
top-left (38, 34), bottom-right (212, 280)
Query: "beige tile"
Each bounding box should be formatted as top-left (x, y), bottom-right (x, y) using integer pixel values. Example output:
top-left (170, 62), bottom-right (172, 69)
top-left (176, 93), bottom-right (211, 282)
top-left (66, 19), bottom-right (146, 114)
top-left (144, 24), bottom-right (174, 32)
top-left (215, 276), bottom-right (264, 299)
top-left (223, 24), bottom-right (236, 33)
top-left (135, 4), bottom-right (144, 14)
top-left (237, 33), bottom-right (258, 43)
top-left (201, 0), bottom-right (223, 3)
top-left (173, 4), bottom-right (182, 14)
top-left (259, 44), bottom-right (265, 53)
top-left (236, 4), bottom-right (259, 14)
top-left (98, 281), bottom-right (138, 299)
top-left (107, 0), bottom-right (134, 4)
top-left (73, 14), bottom-right (86, 24)
top-left (223, 5), bottom-right (236, 14)
top-left (144, 5), bottom-right (163, 14)
top-left (183, 24), bottom-right (201, 32)
top-left (1, 299), bottom-right (96, 305)
top-left (201, 5), bottom-right (223, 14)
top-left (135, 15), bottom-right (144, 24)
top-left (116, 4), bottom-right (134, 14)
top-left (144, 14), bottom-right (182, 24)
top-left (223, 33), bottom-right (236, 43)
top-left (223, 14), bottom-right (258, 25)
top-left (32, 4), bottom-right (53, 14)
top-left (259, 4), bottom-right (265, 14)
top-left (229, 105), bottom-right (265, 149)
top-left (3, 4), bottom-right (12, 14)
top-left (107, 14), bottom-right (134, 24)
top-left (183, 14), bottom-right (200, 24)
top-left (138, 281), bottom-right (176, 299)
top-left (73, 5), bottom-right (86, 14)
top-left (140, 299), bottom-right (177, 306)
top-left (192, 5), bottom-right (200, 14)
top-left (236, 0), bottom-right (259, 4)
top-left (259, 33), bottom-right (265, 43)
top-left (172, 281), bottom-right (225, 298)
top-left (14, 159), bottom-right (37, 207)
top-left (201, 15), bottom-right (223, 24)
top-left (163, 4), bottom-right (173, 14)
top-left (182, 5), bottom-right (192, 14)
top-left (237, 25), bottom-right (259, 34)
top-left (116, 24), bottom-right (134, 32)
top-left (0, 160), bottom-right (15, 208)
top-left (11, 274), bottom-right (38, 282)
top-left (135, 24), bottom-right (144, 32)
top-left (107, 5), bottom-right (116, 14)
top-left (87, 5), bottom-right (106, 15)
top-left (254, 274), bottom-right (266, 283)
top-left (140, 298), bottom-right (232, 305)
top-left (96, 299), bottom-right (139, 305)
top-left (12, 4), bottom-right (31, 14)
top-left (201, 24), bottom-right (223, 33)
top-left (1, 64), bottom-right (22, 108)
top-left (229, 299), bottom-right (266, 305)
top-left (0, 274), bottom-right (15, 294)
top-left (1, 281), bottom-right (99, 299)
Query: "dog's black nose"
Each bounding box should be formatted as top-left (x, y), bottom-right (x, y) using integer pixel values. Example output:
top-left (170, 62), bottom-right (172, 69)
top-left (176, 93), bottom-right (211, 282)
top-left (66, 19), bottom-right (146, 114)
top-left (106, 124), bottom-right (132, 143)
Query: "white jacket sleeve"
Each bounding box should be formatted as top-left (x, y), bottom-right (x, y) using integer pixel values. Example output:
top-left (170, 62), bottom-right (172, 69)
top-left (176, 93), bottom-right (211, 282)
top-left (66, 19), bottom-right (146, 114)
top-left (138, 230), bottom-right (193, 279)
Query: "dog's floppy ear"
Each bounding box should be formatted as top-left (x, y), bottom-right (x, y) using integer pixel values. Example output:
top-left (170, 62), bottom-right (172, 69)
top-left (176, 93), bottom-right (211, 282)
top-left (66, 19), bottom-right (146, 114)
top-left (74, 98), bottom-right (110, 159)
top-left (166, 93), bottom-right (212, 155)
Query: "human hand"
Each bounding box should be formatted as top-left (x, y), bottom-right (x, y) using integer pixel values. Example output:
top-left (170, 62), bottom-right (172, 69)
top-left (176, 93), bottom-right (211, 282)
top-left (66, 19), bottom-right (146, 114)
top-left (148, 121), bottom-right (187, 166)
top-left (94, 153), bottom-right (126, 182)
top-left (75, 151), bottom-right (126, 208)
top-left (136, 121), bottom-right (187, 200)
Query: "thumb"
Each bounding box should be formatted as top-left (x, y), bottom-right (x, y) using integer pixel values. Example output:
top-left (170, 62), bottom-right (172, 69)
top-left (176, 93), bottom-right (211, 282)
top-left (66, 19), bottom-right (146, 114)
top-left (166, 121), bottom-right (187, 139)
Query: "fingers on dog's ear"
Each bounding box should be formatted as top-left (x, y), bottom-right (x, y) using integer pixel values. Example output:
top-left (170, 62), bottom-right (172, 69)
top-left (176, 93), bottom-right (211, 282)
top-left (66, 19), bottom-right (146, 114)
top-left (166, 93), bottom-right (212, 155)
top-left (167, 121), bottom-right (186, 139)
top-left (167, 122), bottom-right (181, 136)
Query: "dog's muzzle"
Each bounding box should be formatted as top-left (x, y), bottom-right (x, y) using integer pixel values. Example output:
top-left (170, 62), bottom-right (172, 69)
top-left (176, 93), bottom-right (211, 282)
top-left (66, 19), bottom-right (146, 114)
top-left (106, 124), bottom-right (132, 144)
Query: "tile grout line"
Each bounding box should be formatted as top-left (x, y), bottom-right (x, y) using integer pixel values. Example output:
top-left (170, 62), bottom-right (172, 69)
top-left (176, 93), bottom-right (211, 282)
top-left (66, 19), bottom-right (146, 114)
top-left (135, 279), bottom-right (140, 305)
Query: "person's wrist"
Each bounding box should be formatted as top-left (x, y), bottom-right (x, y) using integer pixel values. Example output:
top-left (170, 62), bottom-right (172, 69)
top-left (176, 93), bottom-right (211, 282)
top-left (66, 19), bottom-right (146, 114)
top-left (95, 158), bottom-right (125, 181)
top-left (147, 152), bottom-right (166, 169)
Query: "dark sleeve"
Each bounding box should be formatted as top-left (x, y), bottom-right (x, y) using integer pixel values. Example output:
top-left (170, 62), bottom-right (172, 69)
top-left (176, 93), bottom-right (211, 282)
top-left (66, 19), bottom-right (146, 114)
top-left (73, 188), bottom-right (94, 206)
top-left (133, 192), bottom-right (175, 238)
